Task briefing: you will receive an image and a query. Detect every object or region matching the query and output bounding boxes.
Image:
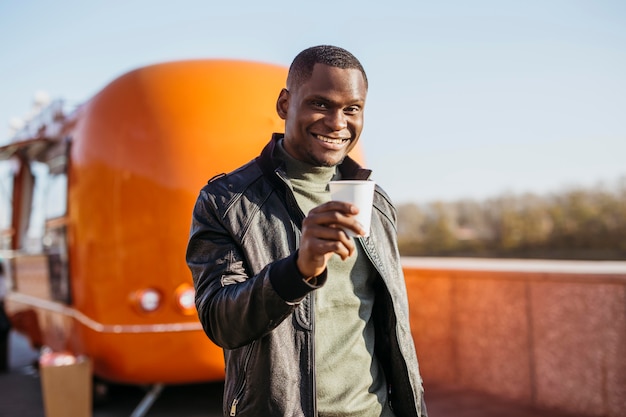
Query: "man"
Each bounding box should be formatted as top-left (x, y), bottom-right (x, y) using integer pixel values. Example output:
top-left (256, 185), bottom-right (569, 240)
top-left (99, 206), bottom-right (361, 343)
top-left (187, 45), bottom-right (427, 417)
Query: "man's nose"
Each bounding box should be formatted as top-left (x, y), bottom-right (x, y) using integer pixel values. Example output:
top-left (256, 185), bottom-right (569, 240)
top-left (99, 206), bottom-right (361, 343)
top-left (325, 110), bottom-right (347, 130)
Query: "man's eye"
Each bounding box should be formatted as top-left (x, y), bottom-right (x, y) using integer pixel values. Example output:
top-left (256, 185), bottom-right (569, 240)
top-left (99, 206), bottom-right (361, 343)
top-left (312, 101), bottom-right (327, 109)
top-left (345, 106), bottom-right (360, 114)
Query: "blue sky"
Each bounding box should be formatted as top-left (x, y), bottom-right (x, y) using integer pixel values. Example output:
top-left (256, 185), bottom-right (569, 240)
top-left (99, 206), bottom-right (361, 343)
top-left (1, 0), bottom-right (625, 204)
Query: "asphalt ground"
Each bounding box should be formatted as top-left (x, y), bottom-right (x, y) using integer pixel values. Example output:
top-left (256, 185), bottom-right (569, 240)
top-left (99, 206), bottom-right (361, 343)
top-left (1, 331), bottom-right (583, 417)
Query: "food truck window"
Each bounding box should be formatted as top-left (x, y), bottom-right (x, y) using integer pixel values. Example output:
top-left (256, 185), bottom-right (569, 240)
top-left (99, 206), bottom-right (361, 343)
top-left (26, 161), bottom-right (67, 249)
top-left (44, 172), bottom-right (67, 220)
top-left (40, 160), bottom-right (70, 304)
top-left (24, 162), bottom-right (47, 253)
top-left (25, 159), bottom-right (70, 303)
top-left (0, 137), bottom-right (69, 302)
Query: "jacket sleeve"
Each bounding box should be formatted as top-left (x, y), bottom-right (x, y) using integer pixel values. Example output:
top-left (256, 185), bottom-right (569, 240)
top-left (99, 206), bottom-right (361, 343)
top-left (186, 187), bottom-right (323, 349)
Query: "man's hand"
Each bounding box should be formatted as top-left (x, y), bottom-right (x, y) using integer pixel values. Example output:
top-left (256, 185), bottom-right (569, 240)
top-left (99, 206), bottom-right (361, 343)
top-left (296, 201), bottom-right (365, 278)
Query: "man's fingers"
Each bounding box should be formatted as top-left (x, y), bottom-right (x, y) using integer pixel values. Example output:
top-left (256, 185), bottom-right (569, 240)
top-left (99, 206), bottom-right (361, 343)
top-left (302, 208), bottom-right (364, 237)
top-left (301, 223), bottom-right (355, 254)
top-left (309, 200), bottom-right (359, 216)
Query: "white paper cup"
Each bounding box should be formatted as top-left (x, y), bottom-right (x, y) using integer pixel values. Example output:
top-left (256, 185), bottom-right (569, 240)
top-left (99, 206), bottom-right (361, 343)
top-left (328, 180), bottom-right (375, 237)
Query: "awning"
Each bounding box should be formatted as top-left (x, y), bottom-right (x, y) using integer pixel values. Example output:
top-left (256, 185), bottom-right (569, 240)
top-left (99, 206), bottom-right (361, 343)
top-left (0, 137), bottom-right (62, 162)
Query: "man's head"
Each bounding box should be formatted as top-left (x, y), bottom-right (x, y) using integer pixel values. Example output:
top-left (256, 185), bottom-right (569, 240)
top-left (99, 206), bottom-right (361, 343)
top-left (277, 45), bottom-right (368, 167)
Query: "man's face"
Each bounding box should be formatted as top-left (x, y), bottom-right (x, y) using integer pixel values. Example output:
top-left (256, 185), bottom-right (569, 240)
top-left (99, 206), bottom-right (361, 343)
top-left (277, 64), bottom-right (367, 167)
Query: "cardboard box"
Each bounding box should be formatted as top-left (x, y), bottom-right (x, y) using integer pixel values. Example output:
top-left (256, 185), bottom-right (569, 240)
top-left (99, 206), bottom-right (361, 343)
top-left (39, 352), bottom-right (92, 417)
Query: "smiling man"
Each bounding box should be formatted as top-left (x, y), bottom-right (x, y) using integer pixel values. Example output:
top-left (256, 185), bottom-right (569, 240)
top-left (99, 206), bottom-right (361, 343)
top-left (187, 45), bottom-right (427, 417)
top-left (278, 60), bottom-right (365, 168)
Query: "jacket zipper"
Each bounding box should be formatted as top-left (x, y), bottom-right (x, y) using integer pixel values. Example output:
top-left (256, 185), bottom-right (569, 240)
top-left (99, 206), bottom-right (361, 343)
top-left (229, 341), bottom-right (255, 416)
top-left (229, 398), bottom-right (239, 416)
top-left (310, 293), bottom-right (317, 417)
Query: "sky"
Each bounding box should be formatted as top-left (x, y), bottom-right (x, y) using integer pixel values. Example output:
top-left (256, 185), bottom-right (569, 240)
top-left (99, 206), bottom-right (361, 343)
top-left (1, 0), bottom-right (625, 204)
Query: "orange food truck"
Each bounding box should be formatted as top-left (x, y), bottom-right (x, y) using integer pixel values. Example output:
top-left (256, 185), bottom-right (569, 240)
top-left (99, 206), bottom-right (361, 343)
top-left (0, 59), bottom-right (366, 413)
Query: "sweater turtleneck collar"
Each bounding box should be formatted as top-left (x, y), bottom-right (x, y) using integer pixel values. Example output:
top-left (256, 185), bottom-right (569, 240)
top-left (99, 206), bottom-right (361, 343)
top-left (276, 139), bottom-right (339, 184)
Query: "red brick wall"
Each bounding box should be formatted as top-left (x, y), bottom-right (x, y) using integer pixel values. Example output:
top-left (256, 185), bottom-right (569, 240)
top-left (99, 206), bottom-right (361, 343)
top-left (403, 257), bottom-right (626, 417)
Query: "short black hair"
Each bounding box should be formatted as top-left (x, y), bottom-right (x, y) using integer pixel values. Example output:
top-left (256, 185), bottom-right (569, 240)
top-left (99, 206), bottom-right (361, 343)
top-left (287, 45), bottom-right (368, 90)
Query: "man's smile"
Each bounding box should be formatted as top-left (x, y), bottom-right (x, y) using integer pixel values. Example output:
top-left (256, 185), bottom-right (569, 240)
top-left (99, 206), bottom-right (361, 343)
top-left (315, 134), bottom-right (350, 146)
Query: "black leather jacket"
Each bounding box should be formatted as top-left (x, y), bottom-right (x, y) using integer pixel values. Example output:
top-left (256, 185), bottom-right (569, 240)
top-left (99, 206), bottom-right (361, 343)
top-left (187, 134), bottom-right (427, 417)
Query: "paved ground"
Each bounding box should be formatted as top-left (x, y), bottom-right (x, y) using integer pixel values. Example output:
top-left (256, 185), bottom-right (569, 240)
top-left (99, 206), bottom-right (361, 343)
top-left (1, 331), bottom-right (583, 417)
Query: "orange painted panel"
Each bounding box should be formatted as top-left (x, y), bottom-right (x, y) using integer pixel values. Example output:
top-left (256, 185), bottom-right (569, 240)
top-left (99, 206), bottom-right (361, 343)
top-left (66, 60), bottom-right (290, 382)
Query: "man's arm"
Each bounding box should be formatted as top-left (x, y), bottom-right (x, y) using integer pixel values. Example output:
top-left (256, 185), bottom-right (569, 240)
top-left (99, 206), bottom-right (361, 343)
top-left (186, 189), bottom-right (321, 349)
top-left (186, 190), bottom-right (365, 349)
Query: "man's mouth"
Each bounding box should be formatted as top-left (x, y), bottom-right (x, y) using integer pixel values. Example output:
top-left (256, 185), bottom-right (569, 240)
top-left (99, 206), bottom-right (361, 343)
top-left (315, 134), bottom-right (350, 145)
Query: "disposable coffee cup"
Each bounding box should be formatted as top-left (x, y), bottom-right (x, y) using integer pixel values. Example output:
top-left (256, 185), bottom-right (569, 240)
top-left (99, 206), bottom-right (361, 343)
top-left (328, 180), bottom-right (375, 237)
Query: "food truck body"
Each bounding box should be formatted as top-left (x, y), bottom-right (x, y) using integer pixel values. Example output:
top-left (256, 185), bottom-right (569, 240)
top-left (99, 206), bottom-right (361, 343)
top-left (0, 60), bottom-right (297, 385)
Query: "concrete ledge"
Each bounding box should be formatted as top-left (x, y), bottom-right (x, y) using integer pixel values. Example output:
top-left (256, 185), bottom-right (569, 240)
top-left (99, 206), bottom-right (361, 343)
top-left (403, 257), bottom-right (626, 417)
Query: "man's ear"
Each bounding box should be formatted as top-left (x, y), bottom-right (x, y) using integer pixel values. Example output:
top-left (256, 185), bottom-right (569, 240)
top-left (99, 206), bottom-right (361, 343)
top-left (276, 88), bottom-right (289, 120)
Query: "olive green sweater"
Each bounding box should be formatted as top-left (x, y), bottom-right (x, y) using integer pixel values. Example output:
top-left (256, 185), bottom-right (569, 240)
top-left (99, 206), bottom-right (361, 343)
top-left (277, 142), bottom-right (394, 417)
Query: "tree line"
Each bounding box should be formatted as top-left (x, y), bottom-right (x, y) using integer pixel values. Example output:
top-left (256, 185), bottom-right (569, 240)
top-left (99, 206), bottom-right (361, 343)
top-left (396, 177), bottom-right (626, 260)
